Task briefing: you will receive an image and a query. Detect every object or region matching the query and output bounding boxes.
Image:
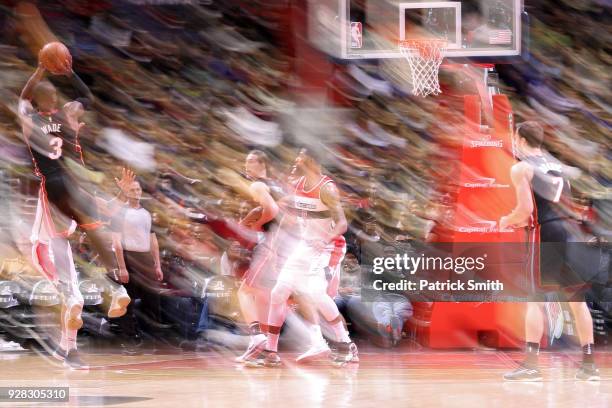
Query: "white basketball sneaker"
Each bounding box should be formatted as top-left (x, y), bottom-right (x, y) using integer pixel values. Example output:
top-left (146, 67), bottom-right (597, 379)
top-left (236, 334), bottom-right (267, 363)
top-left (108, 285), bottom-right (131, 318)
top-left (296, 340), bottom-right (331, 363)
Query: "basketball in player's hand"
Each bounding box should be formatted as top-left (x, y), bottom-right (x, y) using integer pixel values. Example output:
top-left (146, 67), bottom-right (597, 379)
top-left (38, 42), bottom-right (72, 75)
top-left (241, 206), bottom-right (263, 228)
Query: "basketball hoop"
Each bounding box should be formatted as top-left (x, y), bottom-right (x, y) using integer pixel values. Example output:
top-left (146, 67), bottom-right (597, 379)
top-left (398, 39), bottom-right (447, 97)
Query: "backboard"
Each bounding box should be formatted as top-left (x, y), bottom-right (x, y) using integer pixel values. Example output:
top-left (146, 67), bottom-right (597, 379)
top-left (308, 0), bottom-right (523, 60)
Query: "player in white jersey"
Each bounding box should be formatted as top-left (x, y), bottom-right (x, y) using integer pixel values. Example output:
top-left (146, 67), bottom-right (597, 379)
top-left (246, 149), bottom-right (354, 367)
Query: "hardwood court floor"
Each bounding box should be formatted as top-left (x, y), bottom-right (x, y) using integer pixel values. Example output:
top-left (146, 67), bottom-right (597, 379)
top-left (0, 345), bottom-right (610, 408)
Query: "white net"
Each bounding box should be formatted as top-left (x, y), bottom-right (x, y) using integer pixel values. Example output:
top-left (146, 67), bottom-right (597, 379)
top-left (398, 39), bottom-right (447, 97)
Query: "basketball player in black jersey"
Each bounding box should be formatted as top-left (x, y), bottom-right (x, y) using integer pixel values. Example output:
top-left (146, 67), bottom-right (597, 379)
top-left (235, 150), bottom-right (284, 363)
top-left (19, 64), bottom-right (132, 369)
top-left (500, 122), bottom-right (601, 381)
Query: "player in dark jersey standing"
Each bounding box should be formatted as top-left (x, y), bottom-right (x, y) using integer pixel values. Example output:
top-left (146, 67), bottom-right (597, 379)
top-left (500, 122), bottom-right (601, 381)
top-left (19, 63), bottom-right (131, 369)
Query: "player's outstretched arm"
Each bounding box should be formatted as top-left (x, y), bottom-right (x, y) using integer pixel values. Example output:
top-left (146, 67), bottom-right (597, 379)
top-left (20, 64), bottom-right (45, 103)
top-left (67, 70), bottom-right (95, 109)
top-left (61, 71), bottom-right (95, 133)
top-left (18, 65), bottom-right (46, 138)
top-left (159, 165), bottom-right (202, 185)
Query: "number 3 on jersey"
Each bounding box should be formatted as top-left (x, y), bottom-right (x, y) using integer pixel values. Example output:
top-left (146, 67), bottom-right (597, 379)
top-left (49, 137), bottom-right (63, 159)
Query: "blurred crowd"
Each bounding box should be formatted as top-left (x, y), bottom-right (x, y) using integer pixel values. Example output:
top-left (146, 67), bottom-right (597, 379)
top-left (0, 0), bottom-right (609, 352)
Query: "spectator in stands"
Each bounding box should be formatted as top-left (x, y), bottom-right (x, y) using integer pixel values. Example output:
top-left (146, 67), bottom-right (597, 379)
top-left (333, 252), bottom-right (412, 348)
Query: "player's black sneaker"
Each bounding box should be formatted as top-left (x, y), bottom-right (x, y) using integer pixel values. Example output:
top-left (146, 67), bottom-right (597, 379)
top-left (244, 349), bottom-right (281, 368)
top-left (348, 342), bottom-right (359, 363)
top-left (503, 365), bottom-right (542, 382)
top-left (63, 350), bottom-right (90, 370)
top-left (51, 347), bottom-right (68, 362)
top-left (575, 363), bottom-right (600, 381)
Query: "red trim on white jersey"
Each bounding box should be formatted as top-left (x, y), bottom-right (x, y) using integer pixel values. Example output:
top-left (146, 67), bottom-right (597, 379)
top-left (295, 175), bottom-right (334, 199)
top-left (294, 175), bottom-right (335, 213)
top-left (32, 242), bottom-right (57, 281)
top-left (326, 236), bottom-right (347, 298)
top-left (329, 235), bottom-right (346, 269)
top-left (38, 177), bottom-right (60, 238)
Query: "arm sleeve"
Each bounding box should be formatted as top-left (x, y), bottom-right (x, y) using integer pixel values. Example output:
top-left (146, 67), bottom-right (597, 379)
top-left (69, 72), bottom-right (95, 109)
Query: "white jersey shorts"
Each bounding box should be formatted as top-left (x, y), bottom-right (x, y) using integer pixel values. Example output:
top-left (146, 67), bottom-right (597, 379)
top-left (276, 239), bottom-right (337, 295)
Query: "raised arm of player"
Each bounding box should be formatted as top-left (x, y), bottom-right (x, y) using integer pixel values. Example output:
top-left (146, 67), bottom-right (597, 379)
top-left (20, 64), bottom-right (46, 103)
top-left (248, 181), bottom-right (279, 231)
top-left (320, 182), bottom-right (348, 242)
top-left (18, 65), bottom-right (46, 138)
top-left (500, 161), bottom-right (534, 230)
top-left (67, 70), bottom-right (95, 108)
top-left (61, 71), bottom-right (95, 133)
